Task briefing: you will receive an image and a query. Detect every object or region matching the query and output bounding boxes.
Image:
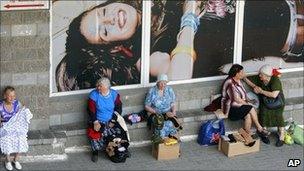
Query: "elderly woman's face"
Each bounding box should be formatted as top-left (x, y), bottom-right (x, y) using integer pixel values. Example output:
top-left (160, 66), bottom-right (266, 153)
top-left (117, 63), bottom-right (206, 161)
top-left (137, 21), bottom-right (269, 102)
top-left (97, 84), bottom-right (109, 93)
top-left (259, 73), bottom-right (269, 82)
top-left (80, 2), bottom-right (140, 44)
top-left (157, 81), bottom-right (167, 90)
top-left (4, 90), bottom-right (16, 104)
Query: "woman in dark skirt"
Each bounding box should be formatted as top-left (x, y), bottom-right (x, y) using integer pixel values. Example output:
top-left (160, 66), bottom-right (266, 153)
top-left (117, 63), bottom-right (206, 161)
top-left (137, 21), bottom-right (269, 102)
top-left (244, 64), bottom-right (286, 147)
top-left (221, 64), bottom-right (270, 143)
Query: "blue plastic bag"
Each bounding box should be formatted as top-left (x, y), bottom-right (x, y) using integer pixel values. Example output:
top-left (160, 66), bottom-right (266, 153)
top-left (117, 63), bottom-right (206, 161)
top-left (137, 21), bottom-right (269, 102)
top-left (197, 119), bottom-right (225, 145)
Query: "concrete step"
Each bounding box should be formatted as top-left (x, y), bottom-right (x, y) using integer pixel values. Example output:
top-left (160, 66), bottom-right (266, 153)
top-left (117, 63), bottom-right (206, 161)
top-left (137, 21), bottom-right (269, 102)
top-left (18, 97), bottom-right (303, 156)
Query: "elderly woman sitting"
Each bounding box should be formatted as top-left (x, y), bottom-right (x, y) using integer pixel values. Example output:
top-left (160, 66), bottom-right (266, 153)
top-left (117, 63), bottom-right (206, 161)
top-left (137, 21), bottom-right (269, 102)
top-left (244, 64), bottom-right (286, 147)
top-left (0, 86), bottom-right (33, 171)
top-left (87, 77), bottom-right (129, 163)
top-left (145, 74), bottom-right (181, 143)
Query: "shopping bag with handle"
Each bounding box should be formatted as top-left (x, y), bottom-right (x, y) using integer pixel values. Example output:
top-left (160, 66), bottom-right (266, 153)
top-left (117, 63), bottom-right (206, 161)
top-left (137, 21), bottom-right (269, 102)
top-left (197, 119), bottom-right (225, 146)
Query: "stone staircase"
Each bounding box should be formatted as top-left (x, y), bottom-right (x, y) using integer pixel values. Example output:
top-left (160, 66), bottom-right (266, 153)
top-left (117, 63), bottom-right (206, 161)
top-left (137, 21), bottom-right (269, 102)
top-left (21, 97), bottom-right (303, 157)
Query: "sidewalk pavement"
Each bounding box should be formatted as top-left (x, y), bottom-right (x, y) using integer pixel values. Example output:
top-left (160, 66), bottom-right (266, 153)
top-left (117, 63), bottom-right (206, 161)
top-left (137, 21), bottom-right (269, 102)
top-left (17, 136), bottom-right (304, 171)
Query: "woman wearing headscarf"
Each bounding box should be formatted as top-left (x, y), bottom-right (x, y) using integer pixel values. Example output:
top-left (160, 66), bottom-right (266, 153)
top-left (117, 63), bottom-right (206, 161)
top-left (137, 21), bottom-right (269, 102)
top-left (145, 74), bottom-right (182, 143)
top-left (244, 64), bottom-right (286, 147)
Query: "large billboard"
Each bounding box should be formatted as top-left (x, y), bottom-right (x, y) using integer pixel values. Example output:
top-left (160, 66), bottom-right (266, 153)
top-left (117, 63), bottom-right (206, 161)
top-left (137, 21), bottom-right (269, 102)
top-left (51, 0), bottom-right (303, 94)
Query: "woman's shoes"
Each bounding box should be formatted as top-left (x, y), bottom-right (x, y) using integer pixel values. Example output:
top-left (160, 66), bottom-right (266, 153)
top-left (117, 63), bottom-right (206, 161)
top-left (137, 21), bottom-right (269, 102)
top-left (257, 129), bottom-right (270, 144)
top-left (260, 136), bottom-right (270, 144)
top-left (257, 129), bottom-right (271, 137)
top-left (276, 133), bottom-right (284, 147)
top-left (276, 140), bottom-right (284, 147)
top-left (245, 141), bottom-right (256, 147)
top-left (5, 161), bottom-right (22, 170)
top-left (13, 161), bottom-right (22, 170)
top-left (5, 162), bottom-right (13, 171)
top-left (91, 151), bottom-right (98, 162)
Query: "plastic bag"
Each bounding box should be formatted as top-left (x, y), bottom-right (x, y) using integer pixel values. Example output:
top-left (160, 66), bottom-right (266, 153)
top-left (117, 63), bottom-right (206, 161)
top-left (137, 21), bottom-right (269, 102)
top-left (197, 119), bottom-right (225, 146)
top-left (293, 124), bottom-right (304, 146)
top-left (285, 121), bottom-right (303, 146)
top-left (284, 132), bottom-right (294, 145)
top-left (123, 110), bottom-right (147, 125)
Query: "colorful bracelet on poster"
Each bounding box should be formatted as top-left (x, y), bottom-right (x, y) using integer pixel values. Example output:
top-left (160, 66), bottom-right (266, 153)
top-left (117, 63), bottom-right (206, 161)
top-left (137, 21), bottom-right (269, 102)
top-left (180, 12), bottom-right (200, 33)
top-left (170, 46), bottom-right (197, 62)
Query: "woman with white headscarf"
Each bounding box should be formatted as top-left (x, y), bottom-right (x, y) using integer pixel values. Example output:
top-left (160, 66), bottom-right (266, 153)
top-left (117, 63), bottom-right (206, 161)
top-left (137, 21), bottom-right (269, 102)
top-left (145, 74), bottom-right (182, 143)
top-left (243, 64), bottom-right (285, 147)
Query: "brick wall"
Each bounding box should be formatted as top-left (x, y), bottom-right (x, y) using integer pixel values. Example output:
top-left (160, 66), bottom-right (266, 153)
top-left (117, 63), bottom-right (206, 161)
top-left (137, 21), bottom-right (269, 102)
top-left (0, 10), bottom-right (50, 129)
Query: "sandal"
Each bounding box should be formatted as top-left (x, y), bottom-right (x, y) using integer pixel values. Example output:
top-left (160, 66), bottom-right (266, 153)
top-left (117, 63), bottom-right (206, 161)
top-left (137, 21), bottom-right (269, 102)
top-left (257, 129), bottom-right (270, 137)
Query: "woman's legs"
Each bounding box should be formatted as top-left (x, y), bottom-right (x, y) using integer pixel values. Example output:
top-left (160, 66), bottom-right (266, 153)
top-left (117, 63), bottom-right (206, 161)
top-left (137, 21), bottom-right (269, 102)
top-left (13, 153), bottom-right (22, 170)
top-left (160, 121), bottom-right (177, 138)
top-left (278, 127), bottom-right (285, 140)
top-left (244, 114), bottom-right (252, 134)
top-left (14, 153), bottom-right (20, 161)
top-left (90, 138), bottom-right (104, 162)
top-left (275, 126), bottom-right (285, 147)
top-left (248, 108), bottom-right (271, 144)
top-left (6, 154), bottom-right (11, 162)
top-left (248, 108), bottom-right (265, 132)
top-left (5, 154), bottom-right (13, 170)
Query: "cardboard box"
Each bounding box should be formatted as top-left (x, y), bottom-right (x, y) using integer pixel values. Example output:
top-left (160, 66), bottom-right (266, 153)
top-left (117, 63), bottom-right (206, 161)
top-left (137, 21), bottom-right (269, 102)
top-left (152, 143), bottom-right (180, 160)
top-left (218, 137), bottom-right (260, 157)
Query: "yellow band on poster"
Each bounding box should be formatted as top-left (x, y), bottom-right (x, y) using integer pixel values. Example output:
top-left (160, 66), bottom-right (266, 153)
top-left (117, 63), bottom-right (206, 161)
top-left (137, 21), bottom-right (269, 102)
top-left (170, 46), bottom-right (197, 62)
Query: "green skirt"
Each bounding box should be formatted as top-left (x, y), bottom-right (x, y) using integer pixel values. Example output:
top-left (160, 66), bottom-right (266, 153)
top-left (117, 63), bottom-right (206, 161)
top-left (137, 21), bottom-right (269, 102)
top-left (259, 104), bottom-right (285, 127)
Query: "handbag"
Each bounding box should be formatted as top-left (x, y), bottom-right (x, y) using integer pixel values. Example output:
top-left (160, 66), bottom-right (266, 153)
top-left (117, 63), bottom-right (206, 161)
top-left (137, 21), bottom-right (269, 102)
top-left (262, 92), bottom-right (284, 109)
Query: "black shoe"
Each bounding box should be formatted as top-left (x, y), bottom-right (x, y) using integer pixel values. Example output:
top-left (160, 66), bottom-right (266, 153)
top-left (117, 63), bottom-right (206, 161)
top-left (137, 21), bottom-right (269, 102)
top-left (228, 134), bottom-right (237, 143)
top-left (275, 140), bottom-right (284, 147)
top-left (91, 151), bottom-right (98, 162)
top-left (257, 129), bottom-right (270, 137)
top-left (260, 136), bottom-right (270, 144)
top-left (245, 141), bottom-right (256, 147)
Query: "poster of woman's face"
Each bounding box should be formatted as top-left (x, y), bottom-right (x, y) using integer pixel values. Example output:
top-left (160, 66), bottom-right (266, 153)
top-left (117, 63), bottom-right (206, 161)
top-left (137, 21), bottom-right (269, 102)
top-left (52, 0), bottom-right (142, 92)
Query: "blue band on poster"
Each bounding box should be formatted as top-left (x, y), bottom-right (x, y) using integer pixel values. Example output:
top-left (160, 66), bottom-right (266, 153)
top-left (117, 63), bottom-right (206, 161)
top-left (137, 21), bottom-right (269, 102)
top-left (180, 12), bottom-right (200, 33)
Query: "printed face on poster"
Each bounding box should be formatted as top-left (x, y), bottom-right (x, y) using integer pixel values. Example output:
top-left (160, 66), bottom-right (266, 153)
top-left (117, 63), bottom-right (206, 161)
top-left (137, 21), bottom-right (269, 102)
top-left (52, 0), bottom-right (142, 92)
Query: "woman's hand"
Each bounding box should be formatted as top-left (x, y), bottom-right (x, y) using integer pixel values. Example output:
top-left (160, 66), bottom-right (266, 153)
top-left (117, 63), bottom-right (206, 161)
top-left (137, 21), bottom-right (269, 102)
top-left (254, 86), bottom-right (263, 94)
top-left (93, 121), bottom-right (101, 132)
top-left (166, 112), bottom-right (175, 118)
top-left (247, 99), bottom-right (257, 105)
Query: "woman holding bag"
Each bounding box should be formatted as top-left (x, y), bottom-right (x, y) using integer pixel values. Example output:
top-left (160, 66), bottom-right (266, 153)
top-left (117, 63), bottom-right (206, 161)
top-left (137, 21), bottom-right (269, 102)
top-left (243, 64), bottom-right (285, 147)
